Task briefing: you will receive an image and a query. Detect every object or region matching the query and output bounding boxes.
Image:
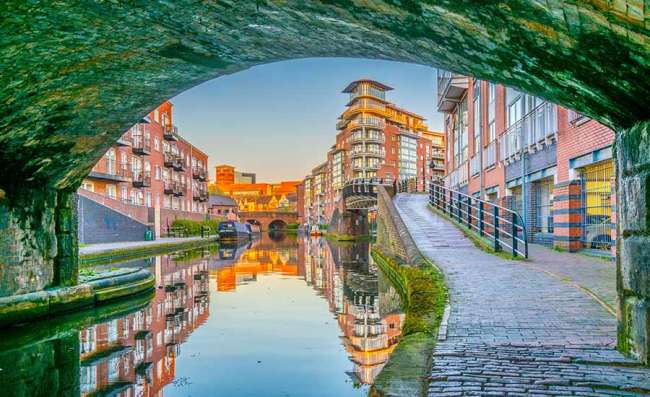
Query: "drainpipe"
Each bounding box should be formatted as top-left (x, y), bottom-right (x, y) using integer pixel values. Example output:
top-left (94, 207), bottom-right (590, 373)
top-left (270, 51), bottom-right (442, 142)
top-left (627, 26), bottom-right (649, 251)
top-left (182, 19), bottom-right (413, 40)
top-left (521, 125), bottom-right (527, 234)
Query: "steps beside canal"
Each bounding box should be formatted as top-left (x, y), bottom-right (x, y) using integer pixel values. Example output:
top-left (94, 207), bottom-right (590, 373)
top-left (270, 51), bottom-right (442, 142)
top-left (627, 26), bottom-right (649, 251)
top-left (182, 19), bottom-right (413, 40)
top-left (394, 193), bottom-right (650, 396)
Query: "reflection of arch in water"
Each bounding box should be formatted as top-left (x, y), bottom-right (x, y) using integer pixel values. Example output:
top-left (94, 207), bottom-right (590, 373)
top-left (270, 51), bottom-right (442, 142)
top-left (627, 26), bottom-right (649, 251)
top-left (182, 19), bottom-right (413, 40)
top-left (268, 230), bottom-right (287, 243)
top-left (268, 219), bottom-right (288, 231)
top-left (246, 219), bottom-right (261, 226)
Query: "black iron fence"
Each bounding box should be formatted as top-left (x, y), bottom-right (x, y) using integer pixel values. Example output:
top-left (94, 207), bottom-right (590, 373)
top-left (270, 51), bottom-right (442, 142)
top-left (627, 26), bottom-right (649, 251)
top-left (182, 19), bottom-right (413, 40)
top-left (428, 183), bottom-right (528, 258)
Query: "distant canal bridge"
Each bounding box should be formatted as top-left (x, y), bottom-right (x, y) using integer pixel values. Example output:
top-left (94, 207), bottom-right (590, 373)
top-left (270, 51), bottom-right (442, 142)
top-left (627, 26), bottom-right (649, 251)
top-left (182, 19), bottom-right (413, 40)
top-left (240, 211), bottom-right (299, 231)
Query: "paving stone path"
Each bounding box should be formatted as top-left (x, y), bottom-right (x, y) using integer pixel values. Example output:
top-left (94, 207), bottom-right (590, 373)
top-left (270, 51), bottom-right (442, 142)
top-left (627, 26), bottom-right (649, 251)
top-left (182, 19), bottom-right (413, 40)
top-left (394, 194), bottom-right (650, 396)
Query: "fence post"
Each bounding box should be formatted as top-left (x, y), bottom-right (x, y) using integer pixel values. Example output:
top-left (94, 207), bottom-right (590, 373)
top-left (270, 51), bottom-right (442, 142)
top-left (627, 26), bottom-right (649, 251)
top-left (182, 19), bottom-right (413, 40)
top-left (467, 197), bottom-right (472, 228)
top-left (512, 212), bottom-right (518, 257)
top-left (493, 205), bottom-right (501, 252)
top-left (478, 201), bottom-right (484, 236)
top-left (456, 193), bottom-right (462, 223)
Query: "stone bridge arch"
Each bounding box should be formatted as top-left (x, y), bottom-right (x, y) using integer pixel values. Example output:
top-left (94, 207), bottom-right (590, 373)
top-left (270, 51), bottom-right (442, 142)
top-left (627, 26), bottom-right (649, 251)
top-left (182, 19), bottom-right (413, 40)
top-left (240, 211), bottom-right (298, 232)
top-left (1, 1), bottom-right (649, 362)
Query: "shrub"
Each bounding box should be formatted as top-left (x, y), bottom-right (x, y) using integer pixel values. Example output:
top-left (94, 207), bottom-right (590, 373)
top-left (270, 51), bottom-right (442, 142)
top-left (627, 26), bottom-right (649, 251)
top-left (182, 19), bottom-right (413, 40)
top-left (286, 223), bottom-right (300, 230)
top-left (171, 218), bottom-right (223, 236)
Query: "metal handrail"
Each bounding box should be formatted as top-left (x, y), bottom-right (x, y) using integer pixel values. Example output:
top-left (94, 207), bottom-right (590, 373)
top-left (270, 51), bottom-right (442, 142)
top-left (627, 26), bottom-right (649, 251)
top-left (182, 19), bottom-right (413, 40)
top-left (428, 183), bottom-right (528, 258)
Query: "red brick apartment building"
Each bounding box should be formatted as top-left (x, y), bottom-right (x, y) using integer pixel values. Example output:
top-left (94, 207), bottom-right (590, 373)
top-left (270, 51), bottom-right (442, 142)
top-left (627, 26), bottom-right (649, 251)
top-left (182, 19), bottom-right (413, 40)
top-left (438, 71), bottom-right (616, 256)
top-left (78, 101), bottom-right (210, 243)
top-left (301, 80), bottom-right (446, 226)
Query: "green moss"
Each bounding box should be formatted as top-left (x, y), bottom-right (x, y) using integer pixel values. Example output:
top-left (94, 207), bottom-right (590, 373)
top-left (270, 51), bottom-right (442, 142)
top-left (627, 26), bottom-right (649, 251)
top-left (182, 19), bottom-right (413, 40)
top-left (370, 249), bottom-right (447, 397)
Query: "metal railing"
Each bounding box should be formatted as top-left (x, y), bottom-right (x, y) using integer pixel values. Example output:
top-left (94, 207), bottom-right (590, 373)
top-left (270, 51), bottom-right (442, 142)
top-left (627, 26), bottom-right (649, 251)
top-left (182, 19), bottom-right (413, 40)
top-left (429, 183), bottom-right (528, 258)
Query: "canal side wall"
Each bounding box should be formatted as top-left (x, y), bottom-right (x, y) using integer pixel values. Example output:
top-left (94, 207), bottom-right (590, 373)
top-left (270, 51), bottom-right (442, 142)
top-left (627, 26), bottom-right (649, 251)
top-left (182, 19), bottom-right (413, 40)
top-left (376, 186), bottom-right (426, 266)
top-left (78, 195), bottom-right (150, 244)
top-left (372, 186), bottom-right (448, 397)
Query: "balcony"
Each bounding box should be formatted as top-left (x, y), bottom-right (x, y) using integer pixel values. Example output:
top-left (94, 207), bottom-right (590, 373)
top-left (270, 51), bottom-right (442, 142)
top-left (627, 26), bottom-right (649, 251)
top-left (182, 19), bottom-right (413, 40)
top-left (483, 140), bottom-right (497, 169)
top-left (163, 181), bottom-right (175, 195)
top-left (131, 135), bottom-right (151, 155)
top-left (164, 152), bottom-right (174, 168)
top-left (192, 166), bottom-right (207, 181)
top-left (348, 117), bottom-right (385, 130)
top-left (173, 157), bottom-right (185, 172)
top-left (132, 170), bottom-right (151, 188)
top-left (174, 182), bottom-right (186, 197)
top-left (436, 70), bottom-right (469, 113)
top-left (352, 163), bottom-right (380, 171)
top-left (349, 150), bottom-right (385, 159)
top-left (444, 161), bottom-right (469, 188)
top-left (499, 101), bottom-right (557, 164)
top-left (430, 149), bottom-right (445, 159)
top-left (349, 134), bottom-right (384, 144)
top-left (193, 189), bottom-right (208, 202)
top-left (88, 159), bottom-right (131, 182)
top-left (163, 125), bottom-right (179, 141)
top-left (470, 155), bottom-right (481, 177)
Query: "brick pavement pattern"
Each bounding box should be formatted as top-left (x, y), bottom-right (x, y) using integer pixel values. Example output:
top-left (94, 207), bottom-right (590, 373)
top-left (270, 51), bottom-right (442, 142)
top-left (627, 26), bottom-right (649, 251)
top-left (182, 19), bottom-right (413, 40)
top-left (394, 193), bottom-right (650, 396)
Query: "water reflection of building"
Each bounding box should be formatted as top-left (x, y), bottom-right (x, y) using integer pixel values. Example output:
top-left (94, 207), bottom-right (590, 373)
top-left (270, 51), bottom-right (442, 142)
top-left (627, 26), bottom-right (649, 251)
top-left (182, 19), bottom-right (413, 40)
top-left (79, 253), bottom-right (210, 396)
top-left (301, 237), bottom-right (404, 384)
top-left (212, 234), bottom-right (301, 292)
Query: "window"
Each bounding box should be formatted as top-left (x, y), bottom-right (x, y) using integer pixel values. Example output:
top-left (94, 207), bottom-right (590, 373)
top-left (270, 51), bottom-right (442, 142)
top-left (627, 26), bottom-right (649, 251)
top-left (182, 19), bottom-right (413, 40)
top-left (106, 184), bottom-right (116, 199)
top-left (82, 182), bottom-right (94, 192)
top-left (145, 192), bottom-right (152, 207)
top-left (488, 82), bottom-right (496, 142)
top-left (155, 165), bottom-right (161, 180)
top-left (473, 80), bottom-right (481, 154)
top-left (154, 137), bottom-right (160, 151)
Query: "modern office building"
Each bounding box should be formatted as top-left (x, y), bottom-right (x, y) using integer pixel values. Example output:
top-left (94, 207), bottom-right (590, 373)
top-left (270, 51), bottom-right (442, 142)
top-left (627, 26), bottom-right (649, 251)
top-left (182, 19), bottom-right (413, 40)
top-left (438, 71), bottom-right (615, 255)
top-left (301, 80), bottom-right (445, 226)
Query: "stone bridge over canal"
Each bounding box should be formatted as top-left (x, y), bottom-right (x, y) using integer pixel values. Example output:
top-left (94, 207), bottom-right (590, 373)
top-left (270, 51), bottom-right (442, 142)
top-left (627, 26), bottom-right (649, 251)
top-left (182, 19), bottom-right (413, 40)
top-left (240, 211), bottom-right (298, 231)
top-left (0, 1), bottom-right (649, 364)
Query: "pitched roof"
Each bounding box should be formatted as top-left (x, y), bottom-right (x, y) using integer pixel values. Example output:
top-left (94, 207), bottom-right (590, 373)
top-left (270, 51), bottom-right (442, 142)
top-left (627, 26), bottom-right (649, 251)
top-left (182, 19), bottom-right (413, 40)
top-left (208, 195), bottom-right (237, 207)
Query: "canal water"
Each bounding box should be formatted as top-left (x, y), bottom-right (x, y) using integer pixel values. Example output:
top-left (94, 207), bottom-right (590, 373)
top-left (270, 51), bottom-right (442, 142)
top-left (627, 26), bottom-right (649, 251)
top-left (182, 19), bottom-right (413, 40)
top-left (0, 234), bottom-right (404, 397)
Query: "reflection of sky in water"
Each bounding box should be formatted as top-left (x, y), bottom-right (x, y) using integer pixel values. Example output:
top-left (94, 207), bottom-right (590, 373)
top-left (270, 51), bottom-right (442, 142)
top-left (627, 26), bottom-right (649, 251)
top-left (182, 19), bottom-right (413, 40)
top-left (166, 274), bottom-right (365, 397)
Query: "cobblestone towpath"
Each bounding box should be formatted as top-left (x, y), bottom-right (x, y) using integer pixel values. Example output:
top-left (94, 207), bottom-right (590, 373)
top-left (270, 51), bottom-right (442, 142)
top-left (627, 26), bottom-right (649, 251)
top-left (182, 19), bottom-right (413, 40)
top-left (394, 193), bottom-right (650, 397)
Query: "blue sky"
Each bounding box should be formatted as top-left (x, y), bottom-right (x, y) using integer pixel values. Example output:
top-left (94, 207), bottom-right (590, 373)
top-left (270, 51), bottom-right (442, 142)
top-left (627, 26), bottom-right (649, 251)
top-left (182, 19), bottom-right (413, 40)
top-left (171, 58), bottom-right (442, 182)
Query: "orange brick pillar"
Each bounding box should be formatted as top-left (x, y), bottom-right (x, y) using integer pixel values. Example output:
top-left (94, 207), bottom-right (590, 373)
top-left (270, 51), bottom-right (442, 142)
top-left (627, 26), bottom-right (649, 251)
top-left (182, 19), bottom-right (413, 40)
top-left (552, 180), bottom-right (583, 251)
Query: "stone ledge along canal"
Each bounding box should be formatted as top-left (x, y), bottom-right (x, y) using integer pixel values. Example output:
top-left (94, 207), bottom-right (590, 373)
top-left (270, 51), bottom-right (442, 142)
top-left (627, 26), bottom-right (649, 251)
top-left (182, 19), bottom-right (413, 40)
top-left (0, 233), bottom-right (404, 397)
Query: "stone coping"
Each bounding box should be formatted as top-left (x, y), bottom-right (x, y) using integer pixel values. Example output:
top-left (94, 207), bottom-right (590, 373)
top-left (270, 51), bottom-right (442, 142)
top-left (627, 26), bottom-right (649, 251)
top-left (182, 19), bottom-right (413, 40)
top-left (0, 268), bottom-right (154, 327)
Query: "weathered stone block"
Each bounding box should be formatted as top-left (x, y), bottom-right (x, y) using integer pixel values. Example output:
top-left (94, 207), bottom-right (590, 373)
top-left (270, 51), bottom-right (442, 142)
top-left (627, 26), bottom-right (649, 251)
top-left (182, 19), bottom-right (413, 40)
top-left (620, 236), bottom-right (650, 299)
top-left (619, 296), bottom-right (649, 365)
top-left (616, 121), bottom-right (650, 174)
top-left (48, 284), bottom-right (93, 314)
top-left (618, 173), bottom-right (649, 233)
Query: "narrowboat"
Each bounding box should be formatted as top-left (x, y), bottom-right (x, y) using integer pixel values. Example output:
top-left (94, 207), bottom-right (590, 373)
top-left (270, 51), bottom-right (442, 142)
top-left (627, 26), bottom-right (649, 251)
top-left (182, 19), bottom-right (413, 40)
top-left (218, 221), bottom-right (252, 241)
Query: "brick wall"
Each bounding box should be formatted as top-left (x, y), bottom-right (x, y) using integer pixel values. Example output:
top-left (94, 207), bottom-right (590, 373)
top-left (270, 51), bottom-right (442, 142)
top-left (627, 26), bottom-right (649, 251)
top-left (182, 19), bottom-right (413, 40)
top-left (556, 108), bottom-right (615, 182)
top-left (78, 195), bottom-right (150, 244)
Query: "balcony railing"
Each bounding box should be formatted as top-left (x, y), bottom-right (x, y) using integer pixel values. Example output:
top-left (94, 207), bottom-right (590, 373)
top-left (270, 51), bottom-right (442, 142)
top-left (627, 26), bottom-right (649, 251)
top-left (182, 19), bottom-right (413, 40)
top-left (163, 125), bottom-right (179, 141)
top-left (348, 117), bottom-right (385, 130)
top-left (192, 166), bottom-right (207, 181)
top-left (349, 149), bottom-right (385, 158)
top-left (192, 189), bottom-right (208, 202)
top-left (350, 134), bottom-right (384, 144)
top-left (430, 149), bottom-right (445, 159)
top-left (437, 70), bottom-right (469, 112)
top-left (444, 161), bottom-right (469, 188)
top-left (132, 135), bottom-right (151, 155)
top-left (499, 102), bottom-right (557, 164)
top-left (132, 170), bottom-right (151, 188)
top-left (88, 159), bottom-right (131, 182)
top-left (470, 155), bottom-right (481, 177)
top-left (483, 140), bottom-right (497, 169)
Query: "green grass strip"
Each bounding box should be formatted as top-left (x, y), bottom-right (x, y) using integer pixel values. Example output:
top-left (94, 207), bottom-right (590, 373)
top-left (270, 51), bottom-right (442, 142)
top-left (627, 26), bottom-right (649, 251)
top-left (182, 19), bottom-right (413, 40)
top-left (370, 249), bottom-right (448, 397)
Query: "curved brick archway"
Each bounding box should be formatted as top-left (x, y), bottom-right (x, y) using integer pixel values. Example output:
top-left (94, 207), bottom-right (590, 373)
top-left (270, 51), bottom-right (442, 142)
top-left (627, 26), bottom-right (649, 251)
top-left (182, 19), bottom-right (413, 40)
top-left (1, 1), bottom-right (649, 362)
top-left (239, 211), bottom-right (298, 231)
